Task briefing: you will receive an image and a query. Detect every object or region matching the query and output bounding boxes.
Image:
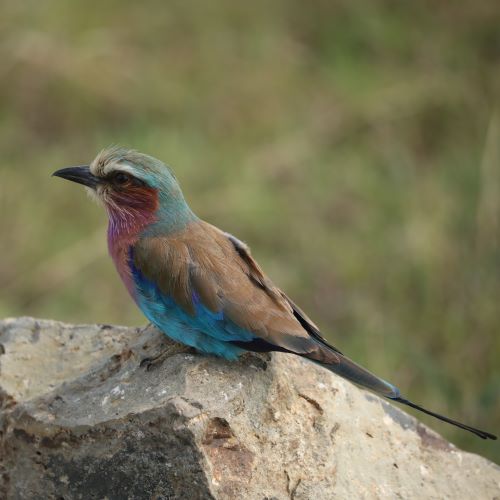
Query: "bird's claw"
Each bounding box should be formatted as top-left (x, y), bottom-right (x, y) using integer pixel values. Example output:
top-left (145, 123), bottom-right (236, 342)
top-left (139, 357), bottom-right (155, 371)
top-left (140, 344), bottom-right (197, 371)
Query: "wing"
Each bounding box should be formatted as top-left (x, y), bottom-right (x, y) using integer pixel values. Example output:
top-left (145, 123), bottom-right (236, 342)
top-left (224, 232), bottom-right (343, 356)
top-left (133, 223), bottom-right (498, 439)
top-left (133, 220), bottom-right (340, 364)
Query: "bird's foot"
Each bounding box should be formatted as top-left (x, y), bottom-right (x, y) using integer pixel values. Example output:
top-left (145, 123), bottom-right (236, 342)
top-left (140, 343), bottom-right (197, 371)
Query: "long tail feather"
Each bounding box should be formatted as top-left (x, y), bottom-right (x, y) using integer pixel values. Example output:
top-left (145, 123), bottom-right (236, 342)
top-left (319, 353), bottom-right (401, 398)
top-left (391, 397), bottom-right (497, 440)
top-left (318, 353), bottom-right (497, 440)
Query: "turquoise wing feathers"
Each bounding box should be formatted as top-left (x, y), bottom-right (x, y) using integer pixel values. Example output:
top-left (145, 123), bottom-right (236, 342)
top-left (129, 220), bottom-right (400, 398)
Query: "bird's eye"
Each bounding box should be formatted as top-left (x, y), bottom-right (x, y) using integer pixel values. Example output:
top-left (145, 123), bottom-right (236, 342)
top-left (112, 172), bottom-right (131, 185)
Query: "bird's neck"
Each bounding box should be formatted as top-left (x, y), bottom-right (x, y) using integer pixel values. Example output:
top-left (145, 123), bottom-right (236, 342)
top-left (106, 191), bottom-right (196, 297)
top-left (140, 193), bottom-right (198, 236)
top-left (106, 201), bottom-right (157, 298)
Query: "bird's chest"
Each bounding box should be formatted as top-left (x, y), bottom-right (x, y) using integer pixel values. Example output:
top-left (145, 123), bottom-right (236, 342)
top-left (108, 235), bottom-right (138, 299)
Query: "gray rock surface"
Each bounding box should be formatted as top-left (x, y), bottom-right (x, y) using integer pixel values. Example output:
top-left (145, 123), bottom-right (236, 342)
top-left (0, 317), bottom-right (499, 499)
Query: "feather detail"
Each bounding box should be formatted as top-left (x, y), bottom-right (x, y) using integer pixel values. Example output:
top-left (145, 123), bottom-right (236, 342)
top-left (132, 220), bottom-right (341, 364)
top-left (134, 236), bottom-right (194, 315)
top-left (106, 186), bottom-right (159, 298)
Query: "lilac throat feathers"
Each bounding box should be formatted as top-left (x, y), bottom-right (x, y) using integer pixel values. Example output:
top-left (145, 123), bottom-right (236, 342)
top-left (106, 186), bottom-right (159, 298)
top-left (106, 186), bottom-right (159, 244)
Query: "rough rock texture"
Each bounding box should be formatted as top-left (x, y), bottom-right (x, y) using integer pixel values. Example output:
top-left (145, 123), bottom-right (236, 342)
top-left (0, 317), bottom-right (499, 500)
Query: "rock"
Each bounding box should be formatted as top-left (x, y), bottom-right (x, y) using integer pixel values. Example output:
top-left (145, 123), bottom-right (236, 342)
top-left (0, 317), bottom-right (499, 500)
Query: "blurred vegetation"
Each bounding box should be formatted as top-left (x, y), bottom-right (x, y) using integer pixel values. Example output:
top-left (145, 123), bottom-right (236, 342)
top-left (0, 0), bottom-right (499, 462)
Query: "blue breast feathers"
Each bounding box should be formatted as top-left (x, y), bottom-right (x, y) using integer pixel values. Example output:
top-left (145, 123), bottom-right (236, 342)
top-left (128, 247), bottom-right (255, 359)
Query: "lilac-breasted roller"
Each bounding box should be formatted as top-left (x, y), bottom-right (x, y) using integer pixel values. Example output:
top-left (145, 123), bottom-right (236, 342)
top-left (53, 146), bottom-right (496, 440)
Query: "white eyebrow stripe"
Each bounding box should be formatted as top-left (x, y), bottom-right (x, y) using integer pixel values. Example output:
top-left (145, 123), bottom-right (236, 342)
top-left (102, 162), bottom-right (137, 176)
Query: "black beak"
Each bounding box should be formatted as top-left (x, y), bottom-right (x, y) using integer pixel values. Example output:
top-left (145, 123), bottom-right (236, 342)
top-left (52, 166), bottom-right (100, 189)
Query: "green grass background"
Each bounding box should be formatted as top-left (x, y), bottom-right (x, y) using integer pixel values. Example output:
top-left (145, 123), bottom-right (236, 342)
top-left (1, 0), bottom-right (499, 462)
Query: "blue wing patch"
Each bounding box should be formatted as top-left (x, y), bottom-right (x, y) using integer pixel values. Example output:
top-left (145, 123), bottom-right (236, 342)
top-left (128, 247), bottom-right (254, 359)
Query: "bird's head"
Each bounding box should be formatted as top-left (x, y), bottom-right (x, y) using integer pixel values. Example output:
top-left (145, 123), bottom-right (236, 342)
top-left (53, 146), bottom-right (195, 236)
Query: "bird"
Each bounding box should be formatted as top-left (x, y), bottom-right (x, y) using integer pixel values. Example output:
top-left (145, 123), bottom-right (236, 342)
top-left (53, 146), bottom-right (496, 440)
